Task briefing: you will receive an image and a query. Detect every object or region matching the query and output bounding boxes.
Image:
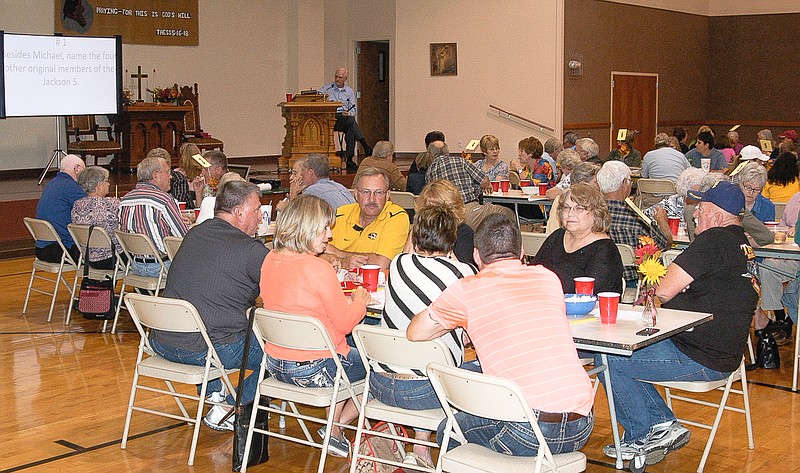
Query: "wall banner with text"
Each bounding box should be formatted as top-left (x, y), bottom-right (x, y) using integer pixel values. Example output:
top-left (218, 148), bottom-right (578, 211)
top-left (54, 0), bottom-right (199, 46)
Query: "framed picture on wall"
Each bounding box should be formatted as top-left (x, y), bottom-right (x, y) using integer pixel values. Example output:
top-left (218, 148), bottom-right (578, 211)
top-left (430, 43), bottom-right (457, 76)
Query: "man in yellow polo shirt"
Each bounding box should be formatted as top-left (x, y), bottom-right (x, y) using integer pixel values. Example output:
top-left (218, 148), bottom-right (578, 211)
top-left (323, 166), bottom-right (409, 270)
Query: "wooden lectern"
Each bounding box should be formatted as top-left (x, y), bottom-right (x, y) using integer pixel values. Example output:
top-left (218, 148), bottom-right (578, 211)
top-left (116, 103), bottom-right (192, 170)
top-left (278, 94), bottom-right (342, 171)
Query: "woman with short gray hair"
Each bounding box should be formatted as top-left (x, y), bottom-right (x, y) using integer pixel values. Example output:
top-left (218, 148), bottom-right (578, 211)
top-left (736, 162), bottom-right (774, 222)
top-left (71, 166), bottom-right (121, 269)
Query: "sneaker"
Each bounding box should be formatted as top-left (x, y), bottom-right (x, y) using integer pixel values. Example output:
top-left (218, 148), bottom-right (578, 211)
top-left (203, 404), bottom-right (234, 432)
top-left (603, 421), bottom-right (691, 466)
top-left (317, 426), bottom-right (350, 458)
top-left (206, 390), bottom-right (226, 404)
top-left (602, 438), bottom-right (647, 462)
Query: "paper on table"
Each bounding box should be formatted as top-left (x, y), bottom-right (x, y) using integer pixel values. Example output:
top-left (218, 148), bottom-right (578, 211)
top-left (590, 307), bottom-right (642, 321)
top-left (367, 289), bottom-right (385, 309)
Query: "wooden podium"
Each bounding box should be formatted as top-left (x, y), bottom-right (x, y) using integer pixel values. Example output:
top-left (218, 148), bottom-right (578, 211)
top-left (116, 103), bottom-right (192, 170)
top-left (278, 94), bottom-right (342, 171)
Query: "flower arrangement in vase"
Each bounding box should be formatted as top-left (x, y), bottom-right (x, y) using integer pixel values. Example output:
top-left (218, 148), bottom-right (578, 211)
top-left (634, 236), bottom-right (667, 327)
top-left (147, 85), bottom-right (179, 103)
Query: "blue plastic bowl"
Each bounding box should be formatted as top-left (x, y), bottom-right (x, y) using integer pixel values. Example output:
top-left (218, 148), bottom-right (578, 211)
top-left (565, 294), bottom-right (597, 316)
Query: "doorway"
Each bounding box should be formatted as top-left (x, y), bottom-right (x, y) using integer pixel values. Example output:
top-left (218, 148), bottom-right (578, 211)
top-left (610, 72), bottom-right (658, 155)
top-left (356, 41), bottom-right (390, 146)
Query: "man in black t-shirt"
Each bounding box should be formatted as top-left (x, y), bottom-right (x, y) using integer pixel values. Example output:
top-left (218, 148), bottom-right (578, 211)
top-left (597, 181), bottom-right (758, 465)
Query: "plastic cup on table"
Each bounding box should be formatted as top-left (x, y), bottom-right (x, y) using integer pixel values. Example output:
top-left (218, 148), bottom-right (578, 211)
top-left (490, 181), bottom-right (500, 193)
top-left (597, 292), bottom-right (620, 324)
top-left (519, 180), bottom-right (532, 187)
top-left (194, 208), bottom-right (201, 220)
top-left (178, 202), bottom-right (187, 211)
top-left (775, 226), bottom-right (789, 244)
top-left (574, 277), bottom-right (595, 295)
top-left (701, 158), bottom-right (711, 172)
top-left (500, 180), bottom-right (510, 193)
top-left (667, 217), bottom-right (680, 235)
top-left (361, 264), bottom-right (380, 292)
top-left (286, 93), bottom-right (293, 102)
top-left (538, 183), bottom-right (549, 196)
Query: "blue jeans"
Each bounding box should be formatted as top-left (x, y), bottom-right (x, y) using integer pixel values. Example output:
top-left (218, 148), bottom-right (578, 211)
top-left (595, 338), bottom-right (728, 442)
top-left (267, 347), bottom-right (366, 388)
top-left (150, 333), bottom-right (263, 405)
top-left (370, 373), bottom-right (441, 411)
top-left (781, 280), bottom-right (799, 324)
top-left (437, 410), bottom-right (594, 456)
top-left (130, 259), bottom-right (170, 278)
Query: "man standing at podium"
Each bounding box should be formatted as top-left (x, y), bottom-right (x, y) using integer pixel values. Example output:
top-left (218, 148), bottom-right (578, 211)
top-left (320, 67), bottom-right (373, 171)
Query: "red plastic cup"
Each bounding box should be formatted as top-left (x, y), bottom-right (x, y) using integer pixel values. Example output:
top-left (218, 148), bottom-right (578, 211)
top-left (178, 202), bottom-right (187, 211)
top-left (490, 181), bottom-right (500, 192)
top-left (361, 264), bottom-right (380, 292)
top-left (597, 292), bottom-right (620, 324)
top-left (574, 277), bottom-right (595, 295)
top-left (519, 180), bottom-right (532, 187)
top-left (194, 208), bottom-right (201, 220)
top-left (500, 180), bottom-right (510, 192)
top-left (286, 93), bottom-right (293, 102)
top-left (667, 217), bottom-right (680, 235)
top-left (538, 183), bottom-right (549, 196)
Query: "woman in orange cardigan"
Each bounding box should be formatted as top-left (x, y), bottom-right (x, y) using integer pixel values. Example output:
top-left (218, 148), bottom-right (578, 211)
top-left (260, 195), bottom-right (370, 459)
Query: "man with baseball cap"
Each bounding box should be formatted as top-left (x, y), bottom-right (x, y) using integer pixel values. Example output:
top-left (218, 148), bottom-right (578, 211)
top-left (779, 129), bottom-right (798, 144)
top-left (597, 180), bottom-right (758, 465)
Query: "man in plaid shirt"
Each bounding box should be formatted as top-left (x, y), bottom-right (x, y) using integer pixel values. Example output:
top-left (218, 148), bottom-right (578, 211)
top-left (598, 161), bottom-right (672, 283)
top-left (425, 140), bottom-right (515, 229)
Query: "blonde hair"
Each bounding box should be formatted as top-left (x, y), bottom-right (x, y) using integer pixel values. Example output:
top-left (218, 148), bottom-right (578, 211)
top-left (416, 179), bottom-right (466, 224)
top-left (273, 195), bottom-right (335, 254)
top-left (557, 183), bottom-right (611, 233)
top-left (479, 134), bottom-right (499, 154)
top-left (216, 171), bottom-right (245, 193)
top-left (179, 143), bottom-right (203, 181)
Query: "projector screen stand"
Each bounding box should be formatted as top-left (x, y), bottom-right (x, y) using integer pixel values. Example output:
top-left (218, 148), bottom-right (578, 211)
top-left (38, 117), bottom-right (67, 186)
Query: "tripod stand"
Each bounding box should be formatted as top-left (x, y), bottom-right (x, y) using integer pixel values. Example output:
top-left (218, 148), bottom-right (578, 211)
top-left (38, 116), bottom-right (67, 186)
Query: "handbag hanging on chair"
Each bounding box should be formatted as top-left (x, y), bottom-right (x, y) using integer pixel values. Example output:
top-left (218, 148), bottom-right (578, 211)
top-left (232, 307), bottom-right (269, 471)
top-left (77, 225), bottom-right (116, 320)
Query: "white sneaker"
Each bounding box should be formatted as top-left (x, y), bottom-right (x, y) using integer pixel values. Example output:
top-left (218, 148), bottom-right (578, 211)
top-left (206, 390), bottom-right (226, 404)
top-left (203, 404), bottom-right (234, 432)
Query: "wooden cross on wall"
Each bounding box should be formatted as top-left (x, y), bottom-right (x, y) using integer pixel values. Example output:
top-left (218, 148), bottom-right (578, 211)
top-left (130, 66), bottom-right (148, 101)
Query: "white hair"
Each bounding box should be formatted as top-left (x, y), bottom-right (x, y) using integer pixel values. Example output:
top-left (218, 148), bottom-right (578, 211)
top-left (675, 168), bottom-right (707, 197)
top-left (596, 161), bottom-right (631, 194)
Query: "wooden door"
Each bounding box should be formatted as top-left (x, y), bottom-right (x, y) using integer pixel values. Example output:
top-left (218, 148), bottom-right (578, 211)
top-left (610, 73), bottom-right (658, 155)
top-left (356, 41), bottom-right (390, 145)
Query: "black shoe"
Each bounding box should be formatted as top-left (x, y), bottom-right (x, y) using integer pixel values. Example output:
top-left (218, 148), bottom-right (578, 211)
top-left (359, 139), bottom-right (373, 157)
top-left (346, 160), bottom-right (358, 171)
top-left (747, 329), bottom-right (780, 370)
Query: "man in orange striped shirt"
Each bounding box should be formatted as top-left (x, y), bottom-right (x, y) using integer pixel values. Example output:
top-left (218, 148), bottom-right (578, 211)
top-left (408, 214), bottom-right (594, 456)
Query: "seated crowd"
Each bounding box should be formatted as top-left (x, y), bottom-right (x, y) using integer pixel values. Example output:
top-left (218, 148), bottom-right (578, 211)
top-left (30, 124), bottom-right (800, 468)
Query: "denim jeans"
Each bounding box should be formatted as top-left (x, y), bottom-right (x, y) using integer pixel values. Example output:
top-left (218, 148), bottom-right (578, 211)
top-left (150, 333), bottom-right (264, 405)
top-left (370, 373), bottom-right (441, 410)
top-left (781, 280), bottom-right (799, 324)
top-left (595, 338), bottom-right (728, 442)
top-left (437, 409), bottom-right (594, 456)
top-left (267, 347), bottom-right (366, 388)
top-left (130, 259), bottom-right (170, 278)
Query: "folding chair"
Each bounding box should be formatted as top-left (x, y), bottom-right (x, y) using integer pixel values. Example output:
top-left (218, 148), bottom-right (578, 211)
top-left (508, 171), bottom-right (521, 188)
top-left (240, 309), bottom-right (364, 473)
top-left (616, 243), bottom-right (640, 303)
top-left (521, 231), bottom-right (548, 259)
top-left (774, 202), bottom-right (786, 221)
top-left (163, 235), bottom-right (184, 261)
top-left (427, 363), bottom-right (587, 473)
top-left (112, 231), bottom-right (169, 334)
top-left (22, 217), bottom-right (78, 322)
top-left (635, 178), bottom-right (676, 208)
top-left (121, 293), bottom-right (237, 466)
top-left (389, 191), bottom-right (417, 212)
top-left (350, 325), bottom-right (455, 473)
top-left (646, 359), bottom-right (753, 473)
top-left (66, 224), bottom-right (123, 330)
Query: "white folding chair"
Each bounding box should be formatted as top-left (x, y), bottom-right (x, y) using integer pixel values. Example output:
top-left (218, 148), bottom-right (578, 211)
top-left (521, 231), bottom-right (548, 258)
top-left (774, 202), bottom-right (787, 221)
top-left (120, 293), bottom-right (237, 466)
top-left (661, 249), bottom-right (681, 267)
top-left (66, 224), bottom-right (122, 329)
top-left (635, 179), bottom-right (676, 208)
top-left (240, 309), bottom-right (364, 473)
top-left (350, 325), bottom-right (455, 473)
top-left (646, 359), bottom-right (753, 473)
top-left (113, 231), bottom-right (169, 334)
top-left (427, 363), bottom-right (587, 473)
top-left (163, 235), bottom-right (184, 261)
top-left (616, 243), bottom-right (640, 303)
top-left (22, 217), bottom-right (78, 322)
top-left (389, 191), bottom-right (417, 212)
top-left (508, 171), bottom-right (521, 188)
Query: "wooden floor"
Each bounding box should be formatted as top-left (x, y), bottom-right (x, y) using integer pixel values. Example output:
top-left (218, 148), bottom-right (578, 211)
top-left (2, 255), bottom-right (800, 473)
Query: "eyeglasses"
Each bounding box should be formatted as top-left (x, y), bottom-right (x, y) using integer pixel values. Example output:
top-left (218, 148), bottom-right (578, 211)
top-left (742, 184), bottom-right (763, 194)
top-left (357, 189), bottom-right (387, 198)
top-left (560, 204), bottom-right (588, 214)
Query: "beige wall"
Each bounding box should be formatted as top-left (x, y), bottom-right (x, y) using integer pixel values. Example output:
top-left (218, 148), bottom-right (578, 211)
top-left (393, 0), bottom-right (564, 156)
top-left (605, 0), bottom-right (800, 16)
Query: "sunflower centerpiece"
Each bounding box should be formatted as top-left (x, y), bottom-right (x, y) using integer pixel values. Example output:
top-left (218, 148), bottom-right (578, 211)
top-left (634, 236), bottom-right (667, 327)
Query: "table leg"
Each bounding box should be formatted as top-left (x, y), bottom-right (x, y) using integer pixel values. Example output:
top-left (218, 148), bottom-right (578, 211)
top-left (599, 353), bottom-right (624, 470)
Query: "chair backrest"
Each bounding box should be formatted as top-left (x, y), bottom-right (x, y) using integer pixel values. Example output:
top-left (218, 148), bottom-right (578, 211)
top-left (775, 202), bottom-right (787, 221)
top-left (114, 230), bottom-right (162, 260)
top-left (662, 249), bottom-right (681, 267)
top-left (352, 325), bottom-right (455, 372)
top-left (389, 191), bottom-right (417, 211)
top-left (163, 236), bottom-right (184, 261)
top-left (125, 292), bottom-right (207, 334)
top-left (521, 231), bottom-right (547, 257)
top-left (66, 115), bottom-right (96, 136)
top-left (179, 83), bottom-right (202, 134)
top-left (508, 171), bottom-right (521, 187)
top-left (636, 178), bottom-right (676, 195)
top-left (68, 223), bottom-right (114, 254)
top-left (427, 363), bottom-right (557, 469)
top-left (252, 308), bottom-right (337, 355)
top-left (24, 217), bottom-right (76, 265)
top-left (616, 243), bottom-right (637, 267)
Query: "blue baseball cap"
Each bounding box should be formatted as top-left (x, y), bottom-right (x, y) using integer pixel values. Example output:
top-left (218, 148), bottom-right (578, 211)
top-left (687, 180), bottom-right (745, 216)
